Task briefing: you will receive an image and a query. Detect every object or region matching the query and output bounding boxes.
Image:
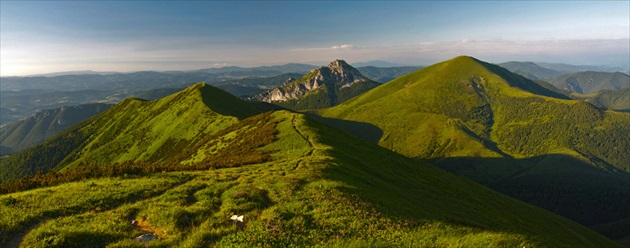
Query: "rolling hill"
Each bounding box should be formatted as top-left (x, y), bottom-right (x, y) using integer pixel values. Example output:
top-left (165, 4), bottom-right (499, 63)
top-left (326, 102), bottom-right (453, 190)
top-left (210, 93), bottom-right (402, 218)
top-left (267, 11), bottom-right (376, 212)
top-left (573, 88), bottom-right (630, 112)
top-left (253, 60), bottom-right (380, 110)
top-left (0, 83), bottom-right (619, 247)
top-left (548, 71), bottom-right (630, 94)
top-left (320, 56), bottom-right (630, 240)
top-left (498, 61), bottom-right (563, 80)
top-left (0, 103), bottom-right (112, 155)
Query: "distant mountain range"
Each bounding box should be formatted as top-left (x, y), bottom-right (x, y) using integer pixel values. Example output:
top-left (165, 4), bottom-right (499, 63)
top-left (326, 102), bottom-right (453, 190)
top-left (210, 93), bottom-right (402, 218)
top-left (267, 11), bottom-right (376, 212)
top-left (499, 61), bottom-right (630, 97)
top-left (29, 70), bottom-right (120, 77)
top-left (194, 63), bottom-right (316, 75)
top-left (498, 61), bottom-right (564, 80)
top-left (356, 66), bottom-right (422, 83)
top-left (352, 60), bottom-right (410, 67)
top-left (0, 65), bottom-right (421, 126)
top-left (535, 62), bottom-right (629, 74)
top-left (549, 71), bottom-right (630, 94)
top-left (0, 103), bottom-right (112, 155)
top-left (21, 61), bottom-right (417, 80)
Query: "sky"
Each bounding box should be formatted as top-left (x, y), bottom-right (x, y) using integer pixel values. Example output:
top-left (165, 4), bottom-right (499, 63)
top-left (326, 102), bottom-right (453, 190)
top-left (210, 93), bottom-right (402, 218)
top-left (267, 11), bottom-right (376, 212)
top-left (1, 1), bottom-right (629, 76)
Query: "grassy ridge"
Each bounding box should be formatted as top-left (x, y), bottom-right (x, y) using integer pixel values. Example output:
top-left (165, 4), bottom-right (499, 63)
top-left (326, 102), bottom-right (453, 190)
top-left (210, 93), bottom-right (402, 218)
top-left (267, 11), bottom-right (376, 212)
top-left (0, 83), bottom-right (261, 182)
top-left (0, 111), bottom-right (618, 247)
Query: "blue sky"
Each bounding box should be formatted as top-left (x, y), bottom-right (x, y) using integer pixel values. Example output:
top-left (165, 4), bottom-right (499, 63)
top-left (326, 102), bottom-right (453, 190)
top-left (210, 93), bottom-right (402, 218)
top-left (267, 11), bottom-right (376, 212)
top-left (1, 1), bottom-right (628, 76)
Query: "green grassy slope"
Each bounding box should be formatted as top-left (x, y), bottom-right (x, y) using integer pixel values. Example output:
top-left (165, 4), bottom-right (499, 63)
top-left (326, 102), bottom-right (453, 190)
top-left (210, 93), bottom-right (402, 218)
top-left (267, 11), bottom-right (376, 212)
top-left (0, 111), bottom-right (618, 247)
top-left (0, 83), bottom-right (261, 182)
top-left (321, 55), bottom-right (628, 170)
top-left (0, 103), bottom-right (112, 154)
top-left (322, 56), bottom-right (570, 159)
top-left (320, 56), bottom-right (630, 240)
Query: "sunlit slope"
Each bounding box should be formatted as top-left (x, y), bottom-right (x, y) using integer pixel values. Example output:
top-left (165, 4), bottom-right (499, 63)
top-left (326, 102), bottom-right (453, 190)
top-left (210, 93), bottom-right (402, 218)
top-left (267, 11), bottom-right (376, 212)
top-left (0, 111), bottom-right (618, 247)
top-left (0, 83), bottom-right (261, 182)
top-left (321, 56), bottom-right (629, 172)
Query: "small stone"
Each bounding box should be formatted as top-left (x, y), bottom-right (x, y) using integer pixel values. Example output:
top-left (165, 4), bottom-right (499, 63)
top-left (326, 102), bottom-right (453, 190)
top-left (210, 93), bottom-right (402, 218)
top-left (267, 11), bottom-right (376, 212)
top-left (134, 233), bottom-right (158, 242)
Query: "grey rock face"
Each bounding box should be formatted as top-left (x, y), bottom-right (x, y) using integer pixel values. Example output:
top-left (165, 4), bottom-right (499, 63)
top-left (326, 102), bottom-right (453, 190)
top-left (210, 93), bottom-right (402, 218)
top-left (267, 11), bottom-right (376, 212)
top-left (253, 59), bottom-right (371, 103)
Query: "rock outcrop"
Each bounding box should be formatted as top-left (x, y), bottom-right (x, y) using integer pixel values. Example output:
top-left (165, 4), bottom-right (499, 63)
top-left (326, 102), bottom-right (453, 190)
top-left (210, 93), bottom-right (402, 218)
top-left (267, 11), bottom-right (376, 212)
top-left (253, 59), bottom-right (379, 109)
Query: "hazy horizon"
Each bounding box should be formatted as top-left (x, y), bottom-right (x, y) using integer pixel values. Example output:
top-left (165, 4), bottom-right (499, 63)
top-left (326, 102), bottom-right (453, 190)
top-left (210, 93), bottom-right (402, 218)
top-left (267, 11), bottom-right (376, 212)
top-left (1, 1), bottom-right (629, 76)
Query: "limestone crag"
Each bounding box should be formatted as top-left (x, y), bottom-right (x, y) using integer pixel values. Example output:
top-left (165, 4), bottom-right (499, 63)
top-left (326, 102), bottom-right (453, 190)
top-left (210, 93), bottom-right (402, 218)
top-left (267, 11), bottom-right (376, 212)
top-left (254, 59), bottom-right (374, 103)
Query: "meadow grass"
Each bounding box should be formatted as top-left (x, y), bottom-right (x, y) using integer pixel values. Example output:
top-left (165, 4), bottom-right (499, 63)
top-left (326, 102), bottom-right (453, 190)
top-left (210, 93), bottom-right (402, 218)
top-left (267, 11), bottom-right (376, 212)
top-left (0, 108), bottom-right (620, 247)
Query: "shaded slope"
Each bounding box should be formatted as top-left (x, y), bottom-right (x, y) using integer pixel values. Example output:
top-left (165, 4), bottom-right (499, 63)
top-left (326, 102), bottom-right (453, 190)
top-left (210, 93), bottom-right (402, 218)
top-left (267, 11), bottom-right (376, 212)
top-left (0, 103), bottom-right (112, 154)
top-left (549, 71), bottom-right (630, 94)
top-left (572, 88), bottom-right (630, 111)
top-left (321, 56), bottom-right (630, 239)
top-left (0, 111), bottom-right (618, 247)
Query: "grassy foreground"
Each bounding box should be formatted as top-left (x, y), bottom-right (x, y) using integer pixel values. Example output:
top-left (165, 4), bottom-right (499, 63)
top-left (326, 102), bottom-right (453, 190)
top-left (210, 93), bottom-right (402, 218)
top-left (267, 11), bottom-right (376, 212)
top-left (0, 111), bottom-right (618, 247)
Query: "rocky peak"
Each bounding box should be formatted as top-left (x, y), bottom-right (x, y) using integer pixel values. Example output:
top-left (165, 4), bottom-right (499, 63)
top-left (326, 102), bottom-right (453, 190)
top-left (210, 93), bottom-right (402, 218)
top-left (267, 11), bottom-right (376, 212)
top-left (328, 59), bottom-right (351, 70)
top-left (281, 77), bottom-right (296, 86)
top-left (254, 59), bottom-right (376, 104)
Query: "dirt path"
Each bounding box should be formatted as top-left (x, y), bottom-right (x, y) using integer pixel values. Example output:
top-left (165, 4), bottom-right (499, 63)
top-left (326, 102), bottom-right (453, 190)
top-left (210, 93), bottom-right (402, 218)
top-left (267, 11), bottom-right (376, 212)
top-left (291, 114), bottom-right (315, 156)
top-left (290, 114), bottom-right (317, 171)
top-left (4, 221), bottom-right (45, 248)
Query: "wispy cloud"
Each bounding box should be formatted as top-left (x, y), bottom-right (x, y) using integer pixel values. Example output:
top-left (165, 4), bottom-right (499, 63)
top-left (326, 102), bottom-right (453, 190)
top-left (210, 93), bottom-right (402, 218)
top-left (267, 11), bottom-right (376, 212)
top-left (211, 63), bottom-right (230, 67)
top-left (291, 44), bottom-right (356, 51)
top-left (331, 44), bottom-right (355, 49)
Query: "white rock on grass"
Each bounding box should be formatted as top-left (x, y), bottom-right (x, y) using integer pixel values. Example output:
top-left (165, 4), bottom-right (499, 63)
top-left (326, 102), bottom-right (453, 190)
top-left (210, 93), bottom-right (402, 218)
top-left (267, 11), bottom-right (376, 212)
top-left (134, 233), bottom-right (158, 242)
top-left (230, 215), bottom-right (244, 222)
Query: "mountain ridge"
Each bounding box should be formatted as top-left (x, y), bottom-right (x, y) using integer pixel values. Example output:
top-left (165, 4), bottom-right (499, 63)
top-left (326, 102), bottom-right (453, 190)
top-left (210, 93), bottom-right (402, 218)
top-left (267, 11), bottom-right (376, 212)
top-left (0, 83), bottom-right (262, 181)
